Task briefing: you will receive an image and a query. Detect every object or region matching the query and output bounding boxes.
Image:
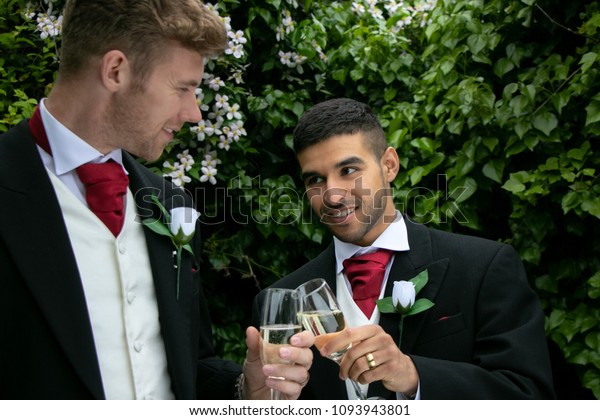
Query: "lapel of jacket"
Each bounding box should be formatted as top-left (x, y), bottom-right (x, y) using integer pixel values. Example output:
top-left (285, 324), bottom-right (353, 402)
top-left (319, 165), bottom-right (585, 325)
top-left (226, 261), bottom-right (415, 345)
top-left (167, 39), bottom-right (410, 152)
top-left (0, 121), bottom-right (105, 398)
top-left (368, 217), bottom-right (449, 398)
top-left (379, 219), bottom-right (450, 352)
top-left (123, 153), bottom-right (197, 399)
top-left (380, 218), bottom-right (449, 353)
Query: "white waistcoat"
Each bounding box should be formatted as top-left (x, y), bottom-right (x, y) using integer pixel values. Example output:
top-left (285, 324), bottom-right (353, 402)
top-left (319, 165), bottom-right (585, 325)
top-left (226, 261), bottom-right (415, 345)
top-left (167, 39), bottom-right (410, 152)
top-left (337, 272), bottom-right (382, 399)
top-left (47, 169), bottom-right (174, 400)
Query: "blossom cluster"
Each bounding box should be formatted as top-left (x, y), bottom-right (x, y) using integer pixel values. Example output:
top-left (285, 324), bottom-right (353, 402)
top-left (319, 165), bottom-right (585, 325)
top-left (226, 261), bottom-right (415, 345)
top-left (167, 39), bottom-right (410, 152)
top-left (163, 150), bottom-right (195, 187)
top-left (24, 0), bottom-right (63, 40)
top-left (276, 9), bottom-right (310, 71)
top-left (351, 0), bottom-right (437, 31)
top-left (276, 10), bottom-right (295, 41)
top-left (225, 29), bottom-right (247, 59)
top-left (162, 3), bottom-right (248, 188)
top-left (278, 50), bottom-right (307, 71)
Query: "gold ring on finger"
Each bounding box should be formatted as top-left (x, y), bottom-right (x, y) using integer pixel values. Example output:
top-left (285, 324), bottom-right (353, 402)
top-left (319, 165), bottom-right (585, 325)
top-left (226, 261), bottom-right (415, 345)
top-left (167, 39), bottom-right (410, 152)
top-left (365, 353), bottom-right (376, 370)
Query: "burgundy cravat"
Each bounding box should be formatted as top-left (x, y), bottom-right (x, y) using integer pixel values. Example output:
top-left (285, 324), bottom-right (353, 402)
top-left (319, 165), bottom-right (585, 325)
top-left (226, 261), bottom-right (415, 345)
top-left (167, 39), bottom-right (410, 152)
top-left (75, 161), bottom-right (128, 236)
top-left (29, 106), bottom-right (129, 237)
top-left (343, 249), bottom-right (394, 318)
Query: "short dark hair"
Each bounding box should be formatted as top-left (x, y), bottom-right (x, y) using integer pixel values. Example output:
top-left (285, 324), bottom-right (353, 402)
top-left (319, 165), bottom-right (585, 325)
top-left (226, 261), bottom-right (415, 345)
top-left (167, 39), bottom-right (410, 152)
top-left (292, 98), bottom-right (388, 158)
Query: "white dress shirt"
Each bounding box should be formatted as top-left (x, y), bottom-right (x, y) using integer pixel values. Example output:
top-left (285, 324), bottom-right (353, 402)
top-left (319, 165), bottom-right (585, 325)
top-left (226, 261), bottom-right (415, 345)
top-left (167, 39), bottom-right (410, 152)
top-left (37, 98), bottom-right (126, 206)
top-left (36, 100), bottom-right (173, 399)
top-left (334, 212), bottom-right (420, 399)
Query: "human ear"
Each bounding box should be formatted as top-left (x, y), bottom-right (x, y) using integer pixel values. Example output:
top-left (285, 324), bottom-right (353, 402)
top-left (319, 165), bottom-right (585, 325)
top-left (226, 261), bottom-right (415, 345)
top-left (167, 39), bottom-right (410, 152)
top-left (381, 146), bottom-right (400, 182)
top-left (100, 50), bottom-right (130, 92)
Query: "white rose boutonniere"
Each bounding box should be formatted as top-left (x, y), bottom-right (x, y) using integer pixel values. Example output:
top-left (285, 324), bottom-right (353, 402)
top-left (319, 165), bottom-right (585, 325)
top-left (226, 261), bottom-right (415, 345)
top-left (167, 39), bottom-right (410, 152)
top-left (376, 269), bottom-right (434, 348)
top-left (143, 195), bottom-right (199, 300)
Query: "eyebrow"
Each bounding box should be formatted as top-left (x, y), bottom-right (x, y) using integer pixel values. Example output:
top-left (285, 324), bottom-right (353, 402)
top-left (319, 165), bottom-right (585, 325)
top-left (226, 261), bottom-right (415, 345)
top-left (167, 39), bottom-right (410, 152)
top-left (300, 156), bottom-right (366, 182)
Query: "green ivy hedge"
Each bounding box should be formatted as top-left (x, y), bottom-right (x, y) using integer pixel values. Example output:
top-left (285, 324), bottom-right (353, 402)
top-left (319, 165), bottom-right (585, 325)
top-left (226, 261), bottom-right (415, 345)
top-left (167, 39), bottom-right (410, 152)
top-left (2, 0), bottom-right (598, 398)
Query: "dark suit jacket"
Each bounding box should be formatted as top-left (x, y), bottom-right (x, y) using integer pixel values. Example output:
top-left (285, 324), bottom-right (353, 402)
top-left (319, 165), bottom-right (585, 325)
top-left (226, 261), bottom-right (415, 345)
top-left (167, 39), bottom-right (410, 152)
top-left (0, 119), bottom-right (241, 399)
top-left (252, 219), bottom-right (555, 399)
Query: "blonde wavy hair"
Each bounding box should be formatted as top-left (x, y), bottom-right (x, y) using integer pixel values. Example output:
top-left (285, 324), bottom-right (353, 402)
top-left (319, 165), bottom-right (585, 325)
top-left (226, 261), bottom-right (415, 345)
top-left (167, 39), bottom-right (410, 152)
top-left (59, 0), bottom-right (227, 81)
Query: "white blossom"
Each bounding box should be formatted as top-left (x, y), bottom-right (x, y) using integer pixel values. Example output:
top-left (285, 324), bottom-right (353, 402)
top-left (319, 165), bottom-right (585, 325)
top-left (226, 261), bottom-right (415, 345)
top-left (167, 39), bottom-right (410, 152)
top-left (351, 2), bottom-right (366, 14)
top-left (226, 103), bottom-right (242, 120)
top-left (169, 207), bottom-right (200, 241)
top-left (228, 30), bottom-right (247, 44)
top-left (214, 94), bottom-right (229, 109)
top-left (170, 170), bottom-right (192, 187)
top-left (225, 43), bottom-right (245, 59)
top-left (275, 25), bottom-right (287, 41)
top-left (36, 13), bottom-right (62, 39)
top-left (218, 135), bottom-right (233, 151)
top-left (206, 76), bottom-right (225, 91)
top-left (231, 70), bottom-right (245, 84)
top-left (200, 166), bottom-right (218, 185)
top-left (201, 152), bottom-right (220, 168)
top-left (392, 281), bottom-right (416, 314)
top-left (229, 121), bottom-right (247, 141)
top-left (278, 51), bottom-right (307, 69)
top-left (177, 150), bottom-right (195, 171)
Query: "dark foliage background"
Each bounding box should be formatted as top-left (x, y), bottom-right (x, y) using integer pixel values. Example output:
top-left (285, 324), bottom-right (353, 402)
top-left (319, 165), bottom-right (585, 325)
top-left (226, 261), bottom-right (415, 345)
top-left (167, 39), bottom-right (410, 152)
top-left (2, 0), bottom-right (598, 398)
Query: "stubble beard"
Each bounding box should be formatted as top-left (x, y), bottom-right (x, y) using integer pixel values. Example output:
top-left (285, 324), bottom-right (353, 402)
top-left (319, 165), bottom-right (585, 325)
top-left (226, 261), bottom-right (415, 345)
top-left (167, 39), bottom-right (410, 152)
top-left (325, 193), bottom-right (389, 245)
top-left (107, 87), bottom-right (160, 162)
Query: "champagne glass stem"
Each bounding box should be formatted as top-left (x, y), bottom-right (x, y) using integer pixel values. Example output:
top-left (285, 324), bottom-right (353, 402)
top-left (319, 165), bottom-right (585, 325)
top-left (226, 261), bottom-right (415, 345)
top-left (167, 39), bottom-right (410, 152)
top-left (350, 379), bottom-right (368, 400)
top-left (270, 388), bottom-right (282, 400)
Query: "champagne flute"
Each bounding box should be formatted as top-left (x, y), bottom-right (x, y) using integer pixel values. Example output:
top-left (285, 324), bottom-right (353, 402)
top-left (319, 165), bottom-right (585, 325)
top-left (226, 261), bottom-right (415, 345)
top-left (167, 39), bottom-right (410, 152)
top-left (296, 278), bottom-right (377, 400)
top-left (259, 288), bottom-right (301, 400)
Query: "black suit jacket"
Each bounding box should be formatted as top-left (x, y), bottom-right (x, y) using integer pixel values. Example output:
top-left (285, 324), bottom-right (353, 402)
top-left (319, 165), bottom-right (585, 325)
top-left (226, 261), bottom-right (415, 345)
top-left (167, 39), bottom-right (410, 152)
top-left (0, 120), bottom-right (241, 399)
top-left (252, 219), bottom-right (555, 399)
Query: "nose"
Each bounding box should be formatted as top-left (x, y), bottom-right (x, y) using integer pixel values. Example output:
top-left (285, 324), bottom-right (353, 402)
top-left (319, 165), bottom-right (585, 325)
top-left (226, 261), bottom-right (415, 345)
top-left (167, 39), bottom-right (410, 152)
top-left (323, 183), bottom-right (347, 207)
top-left (183, 91), bottom-right (203, 123)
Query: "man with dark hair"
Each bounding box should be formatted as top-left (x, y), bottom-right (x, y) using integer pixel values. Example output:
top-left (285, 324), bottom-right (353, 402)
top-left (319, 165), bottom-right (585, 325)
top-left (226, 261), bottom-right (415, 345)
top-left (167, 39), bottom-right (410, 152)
top-left (253, 98), bottom-right (555, 399)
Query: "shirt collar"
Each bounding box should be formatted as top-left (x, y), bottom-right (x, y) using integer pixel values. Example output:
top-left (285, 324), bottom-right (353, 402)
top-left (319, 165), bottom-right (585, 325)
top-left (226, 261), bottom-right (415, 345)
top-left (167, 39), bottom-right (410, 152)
top-left (39, 98), bottom-right (124, 175)
top-left (334, 211), bottom-right (410, 274)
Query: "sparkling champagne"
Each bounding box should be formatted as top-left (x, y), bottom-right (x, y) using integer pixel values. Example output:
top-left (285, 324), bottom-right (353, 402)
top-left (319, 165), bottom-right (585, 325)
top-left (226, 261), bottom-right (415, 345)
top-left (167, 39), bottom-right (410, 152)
top-left (298, 310), bottom-right (348, 362)
top-left (260, 324), bottom-right (302, 365)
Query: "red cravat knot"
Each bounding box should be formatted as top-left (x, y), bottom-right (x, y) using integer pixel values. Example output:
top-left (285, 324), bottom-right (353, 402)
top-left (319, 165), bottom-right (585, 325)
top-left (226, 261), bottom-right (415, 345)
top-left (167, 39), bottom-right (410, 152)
top-left (76, 161), bottom-right (129, 237)
top-left (343, 249), bottom-right (394, 318)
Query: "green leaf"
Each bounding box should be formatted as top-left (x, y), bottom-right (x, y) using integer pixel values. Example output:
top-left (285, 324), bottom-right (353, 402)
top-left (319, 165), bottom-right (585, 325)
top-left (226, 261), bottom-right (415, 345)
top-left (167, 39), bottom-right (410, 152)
top-left (406, 298), bottom-right (435, 316)
top-left (183, 243), bottom-right (194, 256)
top-left (582, 370), bottom-right (600, 399)
top-left (376, 297), bottom-right (396, 314)
top-left (482, 160), bottom-right (505, 183)
top-left (588, 272), bottom-right (600, 299)
top-left (579, 52), bottom-right (597, 73)
top-left (410, 269), bottom-right (429, 295)
top-left (142, 218), bottom-right (171, 237)
top-left (532, 112), bottom-right (558, 136)
top-left (502, 172), bottom-right (529, 193)
top-left (151, 195), bottom-right (171, 224)
top-left (582, 196), bottom-right (600, 218)
top-left (585, 100), bottom-right (600, 126)
top-left (493, 57), bottom-right (514, 77)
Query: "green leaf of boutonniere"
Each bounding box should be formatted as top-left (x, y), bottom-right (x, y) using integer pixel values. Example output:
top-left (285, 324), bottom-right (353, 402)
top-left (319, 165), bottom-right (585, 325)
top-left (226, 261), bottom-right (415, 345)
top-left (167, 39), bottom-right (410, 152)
top-left (142, 218), bottom-right (172, 237)
top-left (151, 195), bottom-right (171, 224)
top-left (142, 194), bottom-right (199, 300)
top-left (376, 297), bottom-right (396, 314)
top-left (408, 298), bottom-right (435, 316)
top-left (376, 269), bottom-right (435, 349)
top-left (411, 269), bottom-right (429, 295)
top-left (376, 269), bottom-right (434, 317)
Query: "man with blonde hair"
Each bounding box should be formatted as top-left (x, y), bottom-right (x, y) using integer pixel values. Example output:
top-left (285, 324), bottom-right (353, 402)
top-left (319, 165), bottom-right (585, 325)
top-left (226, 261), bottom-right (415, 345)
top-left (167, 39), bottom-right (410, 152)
top-left (0, 0), bottom-right (313, 399)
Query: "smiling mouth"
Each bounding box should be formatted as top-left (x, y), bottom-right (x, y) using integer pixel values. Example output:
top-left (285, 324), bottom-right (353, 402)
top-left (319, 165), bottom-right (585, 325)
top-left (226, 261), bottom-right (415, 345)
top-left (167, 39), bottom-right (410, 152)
top-left (322, 207), bottom-right (355, 224)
